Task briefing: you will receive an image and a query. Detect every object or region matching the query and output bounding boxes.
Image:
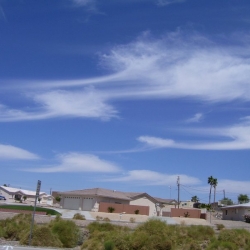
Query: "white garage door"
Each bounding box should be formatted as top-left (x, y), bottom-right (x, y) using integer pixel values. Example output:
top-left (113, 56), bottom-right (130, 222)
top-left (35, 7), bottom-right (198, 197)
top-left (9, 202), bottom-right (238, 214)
top-left (63, 196), bottom-right (80, 210)
top-left (82, 198), bottom-right (93, 211)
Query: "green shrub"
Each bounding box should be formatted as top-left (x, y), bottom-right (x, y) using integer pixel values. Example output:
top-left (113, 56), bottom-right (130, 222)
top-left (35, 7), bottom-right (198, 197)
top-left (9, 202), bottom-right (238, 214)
top-left (2, 214), bottom-right (31, 240)
top-left (104, 240), bottom-right (115, 250)
top-left (216, 224), bottom-right (225, 230)
top-left (103, 217), bottom-right (111, 222)
top-left (130, 217), bottom-right (136, 223)
top-left (96, 216), bottom-right (103, 221)
top-left (50, 216), bottom-right (81, 248)
top-left (207, 240), bottom-right (238, 250)
top-left (73, 213), bottom-right (86, 220)
top-left (107, 206), bottom-right (115, 213)
top-left (134, 209), bottom-right (139, 214)
top-left (87, 222), bottom-right (117, 233)
top-left (20, 225), bottom-right (63, 248)
top-left (217, 229), bottom-right (250, 248)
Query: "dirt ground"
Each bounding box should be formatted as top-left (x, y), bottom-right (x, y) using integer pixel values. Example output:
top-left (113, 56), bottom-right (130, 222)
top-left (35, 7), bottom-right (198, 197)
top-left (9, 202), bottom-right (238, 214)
top-left (1, 210), bottom-right (250, 230)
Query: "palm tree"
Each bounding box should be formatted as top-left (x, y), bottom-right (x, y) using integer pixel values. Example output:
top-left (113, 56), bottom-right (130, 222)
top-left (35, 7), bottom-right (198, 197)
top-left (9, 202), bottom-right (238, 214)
top-left (212, 178), bottom-right (218, 208)
top-left (208, 176), bottom-right (214, 205)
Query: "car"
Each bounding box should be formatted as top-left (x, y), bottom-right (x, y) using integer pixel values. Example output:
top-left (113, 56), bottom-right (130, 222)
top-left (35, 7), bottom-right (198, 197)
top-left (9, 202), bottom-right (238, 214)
top-left (0, 195), bottom-right (6, 200)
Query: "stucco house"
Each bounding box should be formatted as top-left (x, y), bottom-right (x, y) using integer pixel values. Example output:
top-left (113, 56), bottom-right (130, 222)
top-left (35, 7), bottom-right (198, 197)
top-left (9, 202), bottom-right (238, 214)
top-left (0, 185), bottom-right (53, 206)
top-left (55, 187), bottom-right (177, 216)
top-left (221, 202), bottom-right (250, 221)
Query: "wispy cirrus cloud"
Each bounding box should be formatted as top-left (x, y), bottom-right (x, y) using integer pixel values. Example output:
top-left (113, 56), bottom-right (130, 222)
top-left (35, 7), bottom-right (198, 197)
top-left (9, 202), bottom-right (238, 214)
top-left (24, 153), bottom-right (120, 173)
top-left (106, 170), bottom-right (201, 186)
top-left (1, 32), bottom-right (250, 122)
top-left (137, 117), bottom-right (250, 150)
top-left (157, 0), bottom-right (186, 6)
top-left (185, 113), bottom-right (203, 123)
top-left (0, 89), bottom-right (117, 122)
top-left (0, 144), bottom-right (39, 160)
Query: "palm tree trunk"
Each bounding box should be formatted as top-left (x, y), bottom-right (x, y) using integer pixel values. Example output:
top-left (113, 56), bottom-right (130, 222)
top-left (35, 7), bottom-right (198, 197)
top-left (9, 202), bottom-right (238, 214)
top-left (213, 186), bottom-right (216, 209)
top-left (209, 185), bottom-right (212, 204)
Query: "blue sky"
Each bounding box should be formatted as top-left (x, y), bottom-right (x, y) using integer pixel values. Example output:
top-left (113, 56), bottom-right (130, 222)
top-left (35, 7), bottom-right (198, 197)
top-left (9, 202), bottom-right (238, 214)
top-left (0, 0), bottom-right (250, 203)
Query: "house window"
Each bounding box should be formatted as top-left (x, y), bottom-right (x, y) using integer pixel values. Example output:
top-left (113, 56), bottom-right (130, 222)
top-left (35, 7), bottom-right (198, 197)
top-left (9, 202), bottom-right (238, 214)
top-left (225, 210), bottom-right (228, 215)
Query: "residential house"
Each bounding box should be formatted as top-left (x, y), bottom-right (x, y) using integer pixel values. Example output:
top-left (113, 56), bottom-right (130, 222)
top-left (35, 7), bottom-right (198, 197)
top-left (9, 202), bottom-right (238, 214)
top-left (221, 202), bottom-right (250, 221)
top-left (54, 187), bottom-right (178, 216)
top-left (0, 185), bottom-right (53, 205)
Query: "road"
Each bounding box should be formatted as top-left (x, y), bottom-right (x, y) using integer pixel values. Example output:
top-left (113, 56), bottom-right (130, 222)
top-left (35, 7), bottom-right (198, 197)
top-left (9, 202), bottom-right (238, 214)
top-left (0, 246), bottom-right (63, 250)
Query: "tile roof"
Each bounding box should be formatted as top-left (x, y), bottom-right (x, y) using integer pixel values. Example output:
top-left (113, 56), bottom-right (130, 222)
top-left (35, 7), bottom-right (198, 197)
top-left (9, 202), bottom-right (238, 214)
top-left (0, 186), bottom-right (46, 196)
top-left (59, 188), bottom-right (174, 204)
top-left (59, 188), bottom-right (132, 201)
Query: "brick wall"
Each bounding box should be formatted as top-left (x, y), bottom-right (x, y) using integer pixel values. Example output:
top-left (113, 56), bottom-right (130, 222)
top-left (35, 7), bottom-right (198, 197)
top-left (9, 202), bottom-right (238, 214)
top-left (99, 202), bottom-right (149, 215)
top-left (171, 208), bottom-right (201, 218)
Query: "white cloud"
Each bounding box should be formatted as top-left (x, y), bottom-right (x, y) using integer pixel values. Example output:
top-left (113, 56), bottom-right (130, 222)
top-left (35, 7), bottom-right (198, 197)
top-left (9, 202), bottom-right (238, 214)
top-left (157, 0), bottom-right (186, 6)
top-left (0, 90), bottom-right (117, 122)
top-left (217, 180), bottom-right (250, 195)
top-left (186, 113), bottom-right (203, 123)
top-left (137, 118), bottom-right (250, 150)
top-left (1, 32), bottom-right (250, 122)
top-left (106, 170), bottom-right (201, 186)
top-left (0, 144), bottom-right (39, 160)
top-left (24, 153), bottom-right (121, 173)
top-left (72, 0), bottom-right (94, 6)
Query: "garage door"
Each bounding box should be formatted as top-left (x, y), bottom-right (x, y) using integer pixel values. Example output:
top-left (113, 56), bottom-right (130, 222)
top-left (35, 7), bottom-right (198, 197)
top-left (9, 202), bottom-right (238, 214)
top-left (63, 196), bottom-right (80, 210)
top-left (82, 198), bottom-right (93, 211)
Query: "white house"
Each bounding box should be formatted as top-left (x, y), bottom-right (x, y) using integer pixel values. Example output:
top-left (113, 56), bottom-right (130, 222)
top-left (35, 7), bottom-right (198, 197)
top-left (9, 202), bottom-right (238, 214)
top-left (55, 187), bottom-right (177, 216)
top-left (0, 185), bottom-right (53, 205)
top-left (221, 202), bottom-right (250, 221)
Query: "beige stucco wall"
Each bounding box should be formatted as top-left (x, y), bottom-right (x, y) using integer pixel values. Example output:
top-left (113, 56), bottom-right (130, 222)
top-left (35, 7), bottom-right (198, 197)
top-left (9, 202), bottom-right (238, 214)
top-left (222, 207), bottom-right (250, 221)
top-left (130, 197), bottom-right (156, 216)
top-left (60, 195), bottom-right (130, 211)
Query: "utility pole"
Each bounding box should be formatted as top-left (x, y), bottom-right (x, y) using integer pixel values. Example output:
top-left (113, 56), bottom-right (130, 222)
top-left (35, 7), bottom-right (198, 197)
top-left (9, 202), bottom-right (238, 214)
top-left (169, 186), bottom-right (171, 199)
top-left (177, 176), bottom-right (180, 209)
top-left (223, 189), bottom-right (225, 199)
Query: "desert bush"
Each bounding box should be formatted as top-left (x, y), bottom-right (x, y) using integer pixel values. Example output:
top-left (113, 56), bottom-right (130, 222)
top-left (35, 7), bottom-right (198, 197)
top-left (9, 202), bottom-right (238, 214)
top-left (103, 217), bottom-right (111, 222)
top-left (108, 206), bottom-right (115, 213)
top-left (96, 216), bottom-right (103, 221)
top-left (50, 216), bottom-right (81, 248)
top-left (134, 209), bottom-right (139, 214)
top-left (82, 219), bottom-right (216, 250)
top-left (20, 225), bottom-right (63, 248)
top-left (130, 217), bottom-right (136, 223)
top-left (104, 240), bottom-right (115, 250)
top-left (216, 228), bottom-right (250, 249)
top-left (216, 224), bottom-right (225, 230)
top-left (2, 213), bottom-right (31, 240)
top-left (207, 240), bottom-right (238, 250)
top-left (87, 222), bottom-right (117, 233)
top-left (73, 213), bottom-right (86, 220)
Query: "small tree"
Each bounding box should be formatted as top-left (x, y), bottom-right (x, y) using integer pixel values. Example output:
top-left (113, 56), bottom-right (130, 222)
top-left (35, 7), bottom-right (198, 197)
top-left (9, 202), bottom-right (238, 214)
top-left (238, 194), bottom-right (249, 204)
top-left (38, 198), bottom-right (41, 203)
top-left (191, 196), bottom-right (199, 203)
top-left (220, 197), bottom-right (233, 206)
top-left (23, 196), bottom-right (27, 202)
top-left (55, 196), bottom-right (61, 202)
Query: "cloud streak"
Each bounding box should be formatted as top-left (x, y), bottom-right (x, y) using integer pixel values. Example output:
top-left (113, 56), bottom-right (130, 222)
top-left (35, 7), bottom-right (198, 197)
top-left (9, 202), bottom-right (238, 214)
top-left (106, 170), bottom-right (201, 186)
top-left (24, 153), bottom-right (121, 173)
top-left (1, 32), bottom-right (250, 122)
top-left (0, 89), bottom-right (117, 122)
top-left (137, 118), bottom-right (250, 150)
top-left (185, 113), bottom-right (203, 123)
top-left (0, 144), bottom-right (39, 160)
